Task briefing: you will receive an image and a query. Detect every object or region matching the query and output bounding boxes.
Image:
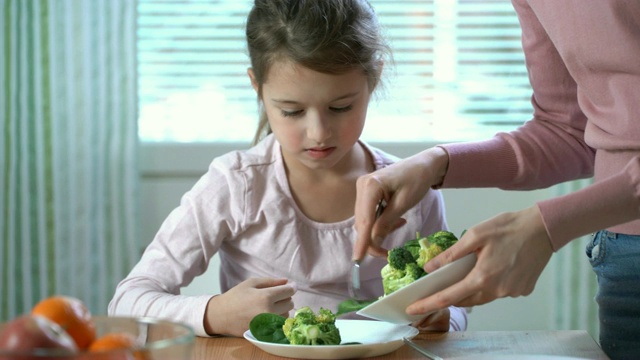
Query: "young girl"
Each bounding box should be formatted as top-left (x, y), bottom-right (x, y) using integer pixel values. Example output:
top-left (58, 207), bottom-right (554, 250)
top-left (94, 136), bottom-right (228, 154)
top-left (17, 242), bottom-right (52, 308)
top-left (109, 0), bottom-right (467, 337)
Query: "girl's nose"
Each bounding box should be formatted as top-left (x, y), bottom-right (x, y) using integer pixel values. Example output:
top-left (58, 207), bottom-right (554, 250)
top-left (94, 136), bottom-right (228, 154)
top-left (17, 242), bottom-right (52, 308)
top-left (306, 113), bottom-right (331, 143)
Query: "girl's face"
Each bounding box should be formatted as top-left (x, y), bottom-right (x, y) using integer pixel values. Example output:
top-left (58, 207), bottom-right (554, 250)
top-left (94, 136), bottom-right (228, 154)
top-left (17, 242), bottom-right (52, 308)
top-left (250, 59), bottom-right (372, 174)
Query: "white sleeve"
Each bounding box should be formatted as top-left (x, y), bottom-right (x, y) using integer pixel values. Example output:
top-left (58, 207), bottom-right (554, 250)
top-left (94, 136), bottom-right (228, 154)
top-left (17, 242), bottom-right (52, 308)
top-left (108, 163), bottom-right (239, 337)
top-left (449, 306), bottom-right (468, 331)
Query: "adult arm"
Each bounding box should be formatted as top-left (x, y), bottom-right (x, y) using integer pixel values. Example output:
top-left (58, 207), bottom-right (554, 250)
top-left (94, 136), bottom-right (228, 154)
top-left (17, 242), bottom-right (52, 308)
top-left (412, 0), bottom-right (640, 315)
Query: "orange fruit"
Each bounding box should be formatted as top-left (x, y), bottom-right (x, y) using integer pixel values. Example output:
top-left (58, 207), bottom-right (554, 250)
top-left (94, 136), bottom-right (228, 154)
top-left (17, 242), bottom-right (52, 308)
top-left (89, 332), bottom-right (137, 352)
top-left (89, 332), bottom-right (146, 360)
top-left (31, 295), bottom-right (96, 349)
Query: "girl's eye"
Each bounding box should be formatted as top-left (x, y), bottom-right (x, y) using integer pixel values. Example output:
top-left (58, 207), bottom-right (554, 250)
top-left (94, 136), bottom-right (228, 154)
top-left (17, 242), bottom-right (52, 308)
top-left (330, 105), bottom-right (353, 113)
top-left (281, 109), bottom-right (303, 117)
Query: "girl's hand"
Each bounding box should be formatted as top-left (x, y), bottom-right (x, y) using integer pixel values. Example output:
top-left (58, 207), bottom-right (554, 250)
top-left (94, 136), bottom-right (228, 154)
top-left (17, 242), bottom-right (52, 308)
top-left (204, 277), bottom-right (296, 337)
top-left (406, 205), bottom-right (553, 316)
top-left (411, 308), bottom-right (450, 332)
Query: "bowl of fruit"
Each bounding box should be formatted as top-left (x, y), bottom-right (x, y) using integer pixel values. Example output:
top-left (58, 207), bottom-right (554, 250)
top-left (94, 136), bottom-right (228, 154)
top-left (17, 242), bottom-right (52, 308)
top-left (0, 296), bottom-right (195, 359)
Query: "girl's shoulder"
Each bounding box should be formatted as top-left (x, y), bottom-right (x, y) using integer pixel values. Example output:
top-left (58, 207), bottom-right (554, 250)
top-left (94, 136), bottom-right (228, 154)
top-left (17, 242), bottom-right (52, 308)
top-left (359, 140), bottom-right (401, 170)
top-left (183, 135), bottom-right (287, 226)
top-left (201, 134), bottom-right (287, 204)
top-left (185, 135), bottom-right (282, 202)
top-left (212, 134), bottom-right (279, 173)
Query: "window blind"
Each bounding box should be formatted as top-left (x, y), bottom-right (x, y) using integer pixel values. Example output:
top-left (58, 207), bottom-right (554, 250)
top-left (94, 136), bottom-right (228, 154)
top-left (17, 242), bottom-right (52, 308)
top-left (138, 0), bottom-right (532, 142)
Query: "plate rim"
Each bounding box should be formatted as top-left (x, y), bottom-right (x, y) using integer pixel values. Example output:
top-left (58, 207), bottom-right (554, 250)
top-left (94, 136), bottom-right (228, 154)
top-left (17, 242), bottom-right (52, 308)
top-left (244, 319), bottom-right (419, 359)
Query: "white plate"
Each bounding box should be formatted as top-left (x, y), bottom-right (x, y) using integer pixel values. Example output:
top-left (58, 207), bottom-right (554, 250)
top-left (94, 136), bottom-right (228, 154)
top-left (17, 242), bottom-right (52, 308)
top-left (244, 319), bottom-right (419, 359)
top-left (357, 253), bottom-right (477, 324)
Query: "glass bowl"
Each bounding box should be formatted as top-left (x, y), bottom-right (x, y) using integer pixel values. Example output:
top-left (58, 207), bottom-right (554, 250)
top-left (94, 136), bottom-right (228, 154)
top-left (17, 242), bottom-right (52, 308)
top-left (0, 316), bottom-right (195, 359)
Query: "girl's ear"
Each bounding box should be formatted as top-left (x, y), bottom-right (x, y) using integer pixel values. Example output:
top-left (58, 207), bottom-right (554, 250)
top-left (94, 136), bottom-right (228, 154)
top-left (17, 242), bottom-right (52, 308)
top-left (247, 68), bottom-right (259, 92)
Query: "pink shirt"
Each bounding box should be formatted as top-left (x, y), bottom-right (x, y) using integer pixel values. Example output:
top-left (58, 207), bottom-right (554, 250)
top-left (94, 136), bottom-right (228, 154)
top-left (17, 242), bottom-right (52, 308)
top-left (441, 0), bottom-right (640, 250)
top-left (109, 135), bottom-right (466, 336)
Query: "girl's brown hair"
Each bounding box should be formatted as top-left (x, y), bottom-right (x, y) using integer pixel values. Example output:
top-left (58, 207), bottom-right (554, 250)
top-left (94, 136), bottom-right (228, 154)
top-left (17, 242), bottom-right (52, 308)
top-left (246, 0), bottom-right (390, 145)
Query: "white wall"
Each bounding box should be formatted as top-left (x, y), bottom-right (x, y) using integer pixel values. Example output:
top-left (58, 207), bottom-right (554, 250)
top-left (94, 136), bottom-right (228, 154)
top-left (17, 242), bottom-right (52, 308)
top-left (139, 142), bottom-right (557, 331)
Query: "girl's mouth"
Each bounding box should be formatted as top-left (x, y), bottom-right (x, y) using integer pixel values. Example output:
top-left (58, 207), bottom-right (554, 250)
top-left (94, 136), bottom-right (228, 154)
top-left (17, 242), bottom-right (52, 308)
top-left (306, 146), bottom-right (335, 159)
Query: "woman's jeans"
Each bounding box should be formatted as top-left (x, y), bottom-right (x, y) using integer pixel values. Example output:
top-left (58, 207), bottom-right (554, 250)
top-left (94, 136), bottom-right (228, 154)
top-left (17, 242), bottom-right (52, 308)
top-left (586, 230), bottom-right (640, 359)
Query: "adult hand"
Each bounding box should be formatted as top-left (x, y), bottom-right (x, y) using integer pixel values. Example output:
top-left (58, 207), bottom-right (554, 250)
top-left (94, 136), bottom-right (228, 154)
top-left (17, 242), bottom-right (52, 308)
top-left (204, 278), bottom-right (296, 337)
top-left (406, 205), bottom-right (554, 316)
top-left (353, 146), bottom-right (449, 260)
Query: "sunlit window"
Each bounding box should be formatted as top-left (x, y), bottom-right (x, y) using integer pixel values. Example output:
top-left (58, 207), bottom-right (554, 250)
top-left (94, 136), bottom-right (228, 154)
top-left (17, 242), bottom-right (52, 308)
top-left (138, 0), bottom-right (532, 143)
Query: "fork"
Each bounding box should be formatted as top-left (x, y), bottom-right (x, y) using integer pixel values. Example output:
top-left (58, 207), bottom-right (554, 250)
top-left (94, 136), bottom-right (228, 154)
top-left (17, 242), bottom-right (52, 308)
top-left (348, 199), bottom-right (386, 300)
top-left (348, 260), bottom-right (362, 300)
top-left (403, 337), bottom-right (444, 360)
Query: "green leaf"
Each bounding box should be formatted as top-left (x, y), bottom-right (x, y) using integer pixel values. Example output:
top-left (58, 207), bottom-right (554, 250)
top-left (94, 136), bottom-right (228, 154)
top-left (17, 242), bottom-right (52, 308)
top-left (249, 313), bottom-right (289, 344)
top-left (336, 298), bottom-right (376, 317)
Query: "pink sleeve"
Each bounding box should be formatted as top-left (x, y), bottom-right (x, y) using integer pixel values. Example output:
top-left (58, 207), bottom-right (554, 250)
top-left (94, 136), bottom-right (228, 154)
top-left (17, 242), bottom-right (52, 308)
top-left (440, 0), bottom-right (598, 248)
top-left (441, 1), bottom-right (593, 192)
top-left (440, 1), bottom-right (640, 249)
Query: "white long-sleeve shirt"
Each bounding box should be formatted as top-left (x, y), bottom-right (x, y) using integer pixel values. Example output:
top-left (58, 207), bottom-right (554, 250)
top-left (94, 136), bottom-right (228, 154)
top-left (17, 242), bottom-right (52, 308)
top-left (109, 135), bottom-right (467, 336)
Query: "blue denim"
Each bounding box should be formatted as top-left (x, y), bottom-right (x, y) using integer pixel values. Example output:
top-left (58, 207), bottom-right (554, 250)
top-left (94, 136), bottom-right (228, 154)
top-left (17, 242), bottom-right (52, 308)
top-left (586, 230), bottom-right (640, 359)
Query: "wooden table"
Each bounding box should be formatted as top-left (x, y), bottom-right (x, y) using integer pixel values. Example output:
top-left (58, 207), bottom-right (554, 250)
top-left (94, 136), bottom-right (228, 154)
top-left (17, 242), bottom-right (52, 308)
top-left (192, 330), bottom-right (610, 359)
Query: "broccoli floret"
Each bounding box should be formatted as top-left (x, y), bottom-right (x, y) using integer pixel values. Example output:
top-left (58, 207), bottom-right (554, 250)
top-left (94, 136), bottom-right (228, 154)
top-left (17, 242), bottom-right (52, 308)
top-left (381, 264), bottom-right (405, 295)
top-left (405, 262), bottom-right (426, 279)
top-left (387, 247), bottom-right (416, 270)
top-left (381, 236), bottom-right (428, 296)
top-left (416, 231), bottom-right (459, 268)
top-left (403, 237), bottom-right (421, 260)
top-left (381, 262), bottom-right (425, 295)
top-left (380, 231), bottom-right (458, 296)
top-left (380, 262), bottom-right (396, 280)
top-left (429, 230), bottom-right (458, 250)
top-left (315, 307), bottom-right (337, 324)
top-left (282, 307), bottom-right (341, 345)
top-left (283, 317), bottom-right (294, 338)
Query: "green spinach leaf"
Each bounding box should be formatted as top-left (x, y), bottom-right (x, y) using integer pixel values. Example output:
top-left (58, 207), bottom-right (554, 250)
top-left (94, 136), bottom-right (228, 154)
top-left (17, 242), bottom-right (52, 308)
top-left (249, 313), bottom-right (289, 344)
top-left (336, 298), bottom-right (376, 317)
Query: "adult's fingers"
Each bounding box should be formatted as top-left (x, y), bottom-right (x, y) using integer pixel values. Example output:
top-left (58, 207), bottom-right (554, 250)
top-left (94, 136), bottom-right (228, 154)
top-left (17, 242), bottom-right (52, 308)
top-left (353, 175), bottom-right (388, 260)
top-left (407, 247), bottom-right (537, 315)
top-left (365, 217), bottom-right (408, 257)
top-left (405, 272), bottom-right (485, 316)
